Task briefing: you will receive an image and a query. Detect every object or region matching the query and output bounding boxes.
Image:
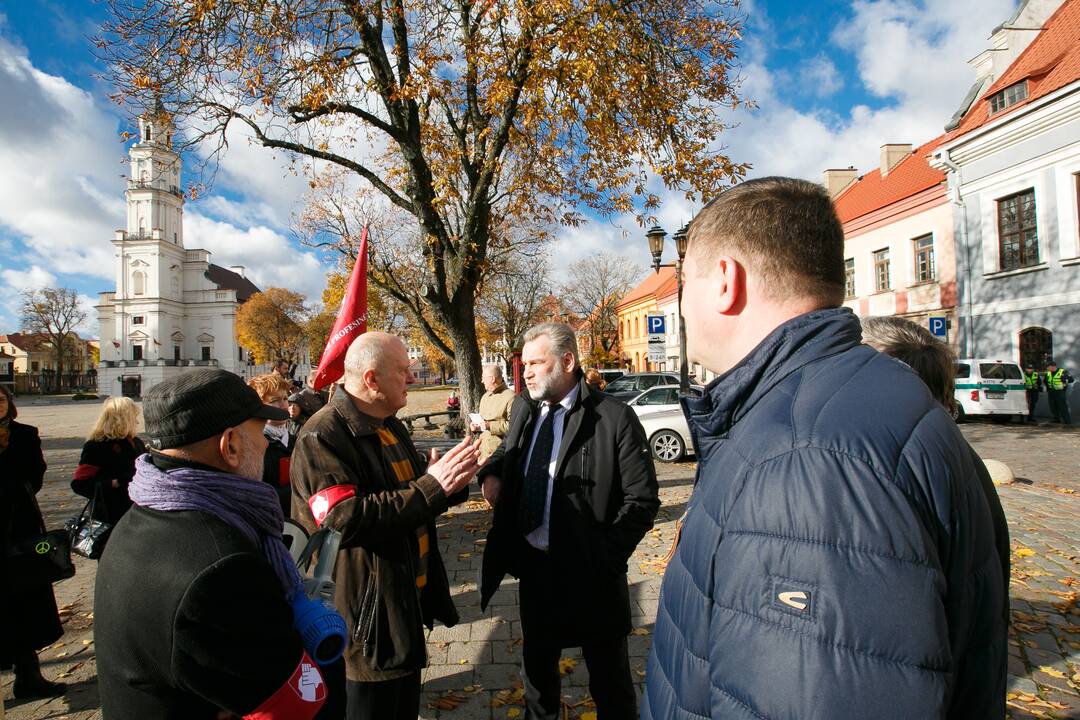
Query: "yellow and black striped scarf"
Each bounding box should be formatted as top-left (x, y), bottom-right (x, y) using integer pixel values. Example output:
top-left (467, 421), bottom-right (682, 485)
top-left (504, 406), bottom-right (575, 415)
top-left (375, 427), bottom-right (429, 589)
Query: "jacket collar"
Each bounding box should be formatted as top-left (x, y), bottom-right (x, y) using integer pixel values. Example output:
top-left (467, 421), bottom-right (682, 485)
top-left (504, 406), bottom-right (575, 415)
top-left (682, 307), bottom-right (861, 460)
top-left (331, 388), bottom-right (386, 437)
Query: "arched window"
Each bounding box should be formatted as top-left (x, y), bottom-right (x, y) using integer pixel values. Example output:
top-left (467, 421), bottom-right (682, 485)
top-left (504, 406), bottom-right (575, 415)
top-left (132, 271), bottom-right (146, 296)
top-left (146, 124), bottom-right (153, 142)
top-left (1019, 327), bottom-right (1053, 370)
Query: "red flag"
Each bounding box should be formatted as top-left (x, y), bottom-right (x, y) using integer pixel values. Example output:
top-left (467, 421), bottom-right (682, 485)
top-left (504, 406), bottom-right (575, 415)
top-left (311, 227), bottom-right (368, 390)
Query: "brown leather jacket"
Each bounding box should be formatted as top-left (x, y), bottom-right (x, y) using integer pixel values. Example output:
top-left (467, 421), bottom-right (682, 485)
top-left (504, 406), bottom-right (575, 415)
top-left (290, 390), bottom-right (464, 682)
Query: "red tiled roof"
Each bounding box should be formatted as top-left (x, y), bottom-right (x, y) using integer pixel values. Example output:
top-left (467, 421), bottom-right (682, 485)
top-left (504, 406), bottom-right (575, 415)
top-left (617, 266), bottom-right (674, 309)
top-left (833, 135), bottom-right (947, 224)
top-left (947, 0), bottom-right (1080, 140)
top-left (0, 333), bottom-right (52, 352)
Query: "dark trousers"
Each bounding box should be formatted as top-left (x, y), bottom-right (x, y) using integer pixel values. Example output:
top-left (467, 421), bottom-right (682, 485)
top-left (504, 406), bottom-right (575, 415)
top-left (1026, 389), bottom-right (1040, 419)
top-left (521, 632), bottom-right (636, 720)
top-left (1048, 390), bottom-right (1072, 424)
top-left (345, 672), bottom-right (421, 720)
top-left (518, 547), bottom-right (636, 719)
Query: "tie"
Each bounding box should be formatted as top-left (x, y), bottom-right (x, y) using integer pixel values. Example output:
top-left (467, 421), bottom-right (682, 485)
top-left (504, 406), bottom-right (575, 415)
top-left (519, 405), bottom-right (559, 534)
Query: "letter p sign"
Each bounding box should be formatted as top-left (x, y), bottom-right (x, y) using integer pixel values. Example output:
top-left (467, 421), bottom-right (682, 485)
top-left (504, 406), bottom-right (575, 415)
top-left (647, 315), bottom-right (666, 335)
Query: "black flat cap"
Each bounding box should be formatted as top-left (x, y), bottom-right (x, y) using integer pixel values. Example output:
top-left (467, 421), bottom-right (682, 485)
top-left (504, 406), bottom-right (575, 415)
top-left (143, 368), bottom-right (289, 450)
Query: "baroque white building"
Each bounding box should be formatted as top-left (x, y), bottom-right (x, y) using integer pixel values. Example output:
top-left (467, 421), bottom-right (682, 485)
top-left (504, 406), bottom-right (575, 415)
top-left (97, 110), bottom-right (260, 397)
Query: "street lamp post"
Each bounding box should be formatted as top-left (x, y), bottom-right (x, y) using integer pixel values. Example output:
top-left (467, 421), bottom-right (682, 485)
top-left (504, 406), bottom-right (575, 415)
top-left (647, 223), bottom-right (690, 395)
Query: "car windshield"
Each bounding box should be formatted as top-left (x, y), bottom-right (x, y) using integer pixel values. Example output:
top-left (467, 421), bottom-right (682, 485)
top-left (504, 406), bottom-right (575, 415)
top-left (979, 363), bottom-right (1022, 380)
top-left (606, 377), bottom-right (636, 392)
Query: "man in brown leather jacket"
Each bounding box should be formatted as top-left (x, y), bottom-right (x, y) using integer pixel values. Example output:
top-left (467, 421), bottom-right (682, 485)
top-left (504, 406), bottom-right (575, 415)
top-left (291, 332), bottom-right (481, 720)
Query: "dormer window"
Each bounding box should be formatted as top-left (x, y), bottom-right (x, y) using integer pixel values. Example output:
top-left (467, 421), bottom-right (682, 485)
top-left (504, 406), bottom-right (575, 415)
top-left (989, 81), bottom-right (1028, 114)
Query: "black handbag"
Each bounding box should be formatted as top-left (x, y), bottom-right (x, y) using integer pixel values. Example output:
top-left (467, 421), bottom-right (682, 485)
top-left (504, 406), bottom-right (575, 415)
top-left (67, 483), bottom-right (113, 560)
top-left (4, 482), bottom-right (76, 590)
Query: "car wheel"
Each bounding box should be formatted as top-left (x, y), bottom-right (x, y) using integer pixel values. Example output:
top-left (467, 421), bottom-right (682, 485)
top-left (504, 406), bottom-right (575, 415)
top-left (650, 430), bottom-right (685, 463)
top-left (951, 404), bottom-right (965, 423)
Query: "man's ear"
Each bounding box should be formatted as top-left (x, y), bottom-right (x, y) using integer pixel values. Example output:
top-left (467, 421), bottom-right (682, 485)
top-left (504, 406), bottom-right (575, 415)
top-left (362, 367), bottom-right (379, 394)
top-left (714, 255), bottom-right (744, 315)
top-left (217, 427), bottom-right (242, 472)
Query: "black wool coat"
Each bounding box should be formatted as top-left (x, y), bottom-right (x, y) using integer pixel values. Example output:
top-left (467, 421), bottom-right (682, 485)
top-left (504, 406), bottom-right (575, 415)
top-left (71, 437), bottom-right (145, 525)
top-left (0, 422), bottom-right (63, 663)
top-left (95, 504), bottom-right (311, 718)
top-left (479, 373), bottom-right (660, 645)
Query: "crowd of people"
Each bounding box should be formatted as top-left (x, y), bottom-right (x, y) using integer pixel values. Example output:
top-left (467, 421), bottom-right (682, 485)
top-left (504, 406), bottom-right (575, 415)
top-left (0, 177), bottom-right (1018, 719)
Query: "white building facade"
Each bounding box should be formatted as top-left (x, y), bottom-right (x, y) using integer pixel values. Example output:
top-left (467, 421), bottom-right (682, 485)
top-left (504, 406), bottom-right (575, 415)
top-left (930, 0), bottom-right (1080, 415)
top-left (97, 111), bottom-right (258, 397)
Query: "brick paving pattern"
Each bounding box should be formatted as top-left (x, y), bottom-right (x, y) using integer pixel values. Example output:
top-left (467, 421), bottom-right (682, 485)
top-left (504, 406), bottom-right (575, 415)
top-left (2, 396), bottom-right (1078, 719)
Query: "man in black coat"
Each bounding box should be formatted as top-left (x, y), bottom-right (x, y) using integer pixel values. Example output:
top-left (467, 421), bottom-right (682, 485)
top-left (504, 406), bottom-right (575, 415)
top-left (479, 322), bottom-right (659, 719)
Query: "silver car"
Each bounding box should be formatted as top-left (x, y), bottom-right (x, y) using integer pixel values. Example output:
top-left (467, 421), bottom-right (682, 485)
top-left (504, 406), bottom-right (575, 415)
top-left (627, 384), bottom-right (703, 462)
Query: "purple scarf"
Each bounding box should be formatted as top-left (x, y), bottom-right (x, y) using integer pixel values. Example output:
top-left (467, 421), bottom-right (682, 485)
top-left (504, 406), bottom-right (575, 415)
top-left (129, 454), bottom-right (303, 597)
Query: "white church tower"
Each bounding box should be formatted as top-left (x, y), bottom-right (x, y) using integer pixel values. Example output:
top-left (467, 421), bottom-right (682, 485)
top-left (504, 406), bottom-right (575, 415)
top-left (97, 106), bottom-right (259, 397)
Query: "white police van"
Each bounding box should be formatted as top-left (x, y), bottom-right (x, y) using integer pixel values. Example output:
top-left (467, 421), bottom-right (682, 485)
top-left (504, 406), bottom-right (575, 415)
top-left (953, 359), bottom-right (1027, 422)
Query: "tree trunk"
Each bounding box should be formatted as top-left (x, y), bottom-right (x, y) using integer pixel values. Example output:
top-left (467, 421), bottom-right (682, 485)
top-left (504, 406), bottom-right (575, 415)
top-left (444, 303), bottom-right (484, 414)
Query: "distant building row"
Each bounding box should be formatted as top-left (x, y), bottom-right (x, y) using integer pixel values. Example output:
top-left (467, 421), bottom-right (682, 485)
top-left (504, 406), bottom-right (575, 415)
top-left (617, 0), bottom-right (1080, 409)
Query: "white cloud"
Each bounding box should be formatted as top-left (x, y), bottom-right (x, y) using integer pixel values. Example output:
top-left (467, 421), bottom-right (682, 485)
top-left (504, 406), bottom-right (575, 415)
top-left (184, 209), bottom-right (328, 303)
top-left (799, 55), bottom-right (844, 97)
top-left (548, 0), bottom-right (1019, 274)
top-left (0, 35), bottom-right (124, 280)
top-left (0, 264), bottom-right (58, 292)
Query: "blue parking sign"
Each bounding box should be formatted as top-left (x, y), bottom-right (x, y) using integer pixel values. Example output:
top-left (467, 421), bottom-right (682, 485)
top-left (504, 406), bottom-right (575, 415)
top-left (928, 316), bottom-right (946, 337)
top-left (647, 315), bottom-right (666, 335)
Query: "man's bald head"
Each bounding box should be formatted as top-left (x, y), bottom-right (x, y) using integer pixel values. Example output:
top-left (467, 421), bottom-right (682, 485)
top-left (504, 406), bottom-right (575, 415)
top-left (343, 332), bottom-right (414, 418)
top-left (345, 331), bottom-right (405, 377)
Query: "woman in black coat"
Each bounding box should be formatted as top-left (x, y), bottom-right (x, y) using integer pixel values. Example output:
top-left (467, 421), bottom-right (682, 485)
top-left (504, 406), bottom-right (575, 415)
top-left (71, 396), bottom-right (144, 525)
top-left (0, 385), bottom-right (65, 698)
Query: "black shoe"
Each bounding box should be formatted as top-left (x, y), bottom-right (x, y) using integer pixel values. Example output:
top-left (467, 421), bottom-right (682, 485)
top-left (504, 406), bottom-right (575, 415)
top-left (12, 677), bottom-right (65, 699)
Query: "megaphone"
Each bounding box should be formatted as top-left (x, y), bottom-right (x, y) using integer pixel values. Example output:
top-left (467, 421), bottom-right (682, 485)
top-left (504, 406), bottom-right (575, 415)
top-left (287, 523), bottom-right (348, 666)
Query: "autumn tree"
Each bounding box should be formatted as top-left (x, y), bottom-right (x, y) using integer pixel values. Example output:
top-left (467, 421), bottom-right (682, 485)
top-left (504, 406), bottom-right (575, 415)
top-left (307, 255), bottom-right (406, 363)
top-left (100, 0), bottom-right (749, 409)
top-left (559, 254), bottom-right (643, 364)
top-left (19, 288), bottom-right (87, 378)
top-left (236, 288), bottom-right (310, 366)
top-left (476, 252), bottom-right (550, 358)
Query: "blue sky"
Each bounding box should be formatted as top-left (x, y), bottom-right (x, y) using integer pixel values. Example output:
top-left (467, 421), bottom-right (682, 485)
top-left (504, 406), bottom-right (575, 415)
top-left (0, 0), bottom-right (1018, 336)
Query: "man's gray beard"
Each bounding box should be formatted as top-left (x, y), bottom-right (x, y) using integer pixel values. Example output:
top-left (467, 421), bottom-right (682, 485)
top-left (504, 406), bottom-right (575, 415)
top-left (527, 371), bottom-right (562, 403)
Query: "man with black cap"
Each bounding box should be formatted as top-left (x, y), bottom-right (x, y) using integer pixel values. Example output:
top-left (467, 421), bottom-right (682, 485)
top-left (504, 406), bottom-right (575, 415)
top-left (95, 368), bottom-right (336, 719)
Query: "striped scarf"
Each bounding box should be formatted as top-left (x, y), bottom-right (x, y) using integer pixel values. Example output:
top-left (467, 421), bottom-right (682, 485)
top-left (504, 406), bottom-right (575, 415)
top-left (376, 427), bottom-right (429, 589)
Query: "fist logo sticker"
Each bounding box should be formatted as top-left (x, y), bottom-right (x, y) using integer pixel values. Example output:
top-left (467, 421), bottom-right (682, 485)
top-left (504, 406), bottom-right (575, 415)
top-left (294, 662), bottom-right (326, 703)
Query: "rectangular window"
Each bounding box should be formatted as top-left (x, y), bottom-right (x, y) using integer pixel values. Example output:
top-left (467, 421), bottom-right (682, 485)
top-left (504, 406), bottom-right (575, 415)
top-left (989, 81), bottom-right (1028, 114)
top-left (913, 234), bottom-right (936, 283)
top-left (873, 248), bottom-right (891, 292)
top-left (173, 345), bottom-right (181, 362)
top-left (844, 258), bottom-right (856, 298)
top-left (132, 344), bottom-right (143, 361)
top-left (997, 189), bottom-right (1039, 270)
top-left (132, 315), bottom-right (145, 325)
top-left (201, 346), bottom-right (211, 361)
top-left (31, 361), bottom-right (39, 372)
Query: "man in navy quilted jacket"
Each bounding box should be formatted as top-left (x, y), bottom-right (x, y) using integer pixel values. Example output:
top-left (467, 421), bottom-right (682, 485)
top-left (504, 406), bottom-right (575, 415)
top-left (642, 177), bottom-right (1005, 719)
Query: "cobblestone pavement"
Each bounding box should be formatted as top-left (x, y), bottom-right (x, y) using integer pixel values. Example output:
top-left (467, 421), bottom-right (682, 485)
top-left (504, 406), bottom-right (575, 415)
top-left (3, 398), bottom-right (1079, 719)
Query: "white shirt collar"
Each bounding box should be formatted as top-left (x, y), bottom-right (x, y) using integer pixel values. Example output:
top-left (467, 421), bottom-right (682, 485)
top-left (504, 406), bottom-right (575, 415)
top-left (543, 383), bottom-right (579, 414)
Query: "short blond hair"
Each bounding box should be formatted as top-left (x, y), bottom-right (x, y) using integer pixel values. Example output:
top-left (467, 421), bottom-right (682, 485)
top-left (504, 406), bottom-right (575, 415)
top-left (247, 373), bottom-right (291, 402)
top-left (89, 397), bottom-right (141, 441)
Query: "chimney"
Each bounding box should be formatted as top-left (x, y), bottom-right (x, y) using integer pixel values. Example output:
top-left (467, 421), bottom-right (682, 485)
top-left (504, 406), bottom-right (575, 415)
top-left (229, 265), bottom-right (246, 278)
top-left (880, 144), bottom-right (913, 176)
top-left (822, 167), bottom-right (858, 198)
